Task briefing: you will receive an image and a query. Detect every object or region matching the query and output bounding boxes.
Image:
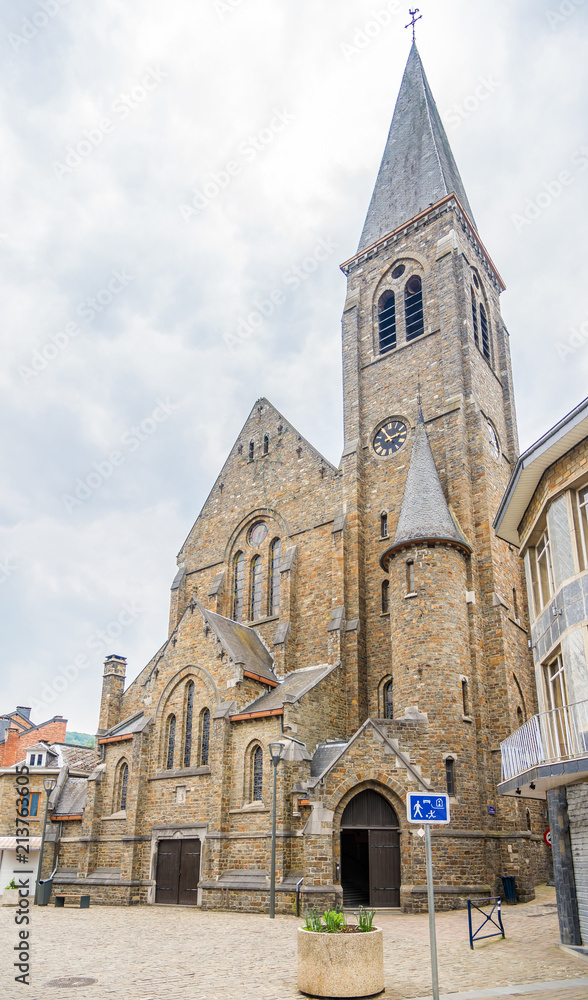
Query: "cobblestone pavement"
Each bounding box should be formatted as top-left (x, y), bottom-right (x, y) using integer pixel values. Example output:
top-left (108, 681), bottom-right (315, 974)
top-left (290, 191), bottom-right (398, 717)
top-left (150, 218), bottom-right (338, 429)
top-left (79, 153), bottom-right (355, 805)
top-left (1, 885), bottom-right (587, 1000)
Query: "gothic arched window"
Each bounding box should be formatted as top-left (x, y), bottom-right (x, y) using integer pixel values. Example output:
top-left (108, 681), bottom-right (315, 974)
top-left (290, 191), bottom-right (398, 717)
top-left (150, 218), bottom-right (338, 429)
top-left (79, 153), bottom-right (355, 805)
top-left (118, 762), bottom-right (128, 811)
top-left (184, 681), bottom-right (195, 768)
top-left (248, 440), bottom-right (254, 461)
top-left (471, 288), bottom-right (479, 347)
top-left (384, 680), bottom-right (393, 719)
top-left (380, 512), bottom-right (388, 537)
top-left (250, 555), bottom-right (262, 620)
top-left (381, 580), bottom-right (389, 614)
top-left (479, 303), bottom-right (490, 361)
top-left (233, 552), bottom-right (244, 621)
top-left (405, 276), bottom-right (424, 340)
top-left (269, 538), bottom-right (281, 615)
top-left (263, 434), bottom-right (269, 455)
top-left (199, 708), bottom-right (210, 766)
top-left (252, 745), bottom-right (263, 801)
top-left (166, 715), bottom-right (176, 770)
top-left (378, 292), bottom-right (396, 353)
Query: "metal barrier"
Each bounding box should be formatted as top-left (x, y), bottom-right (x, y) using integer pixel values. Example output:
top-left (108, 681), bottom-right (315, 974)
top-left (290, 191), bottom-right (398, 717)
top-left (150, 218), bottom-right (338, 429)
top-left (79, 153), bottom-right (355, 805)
top-left (467, 897), bottom-right (505, 950)
top-left (296, 877), bottom-right (304, 917)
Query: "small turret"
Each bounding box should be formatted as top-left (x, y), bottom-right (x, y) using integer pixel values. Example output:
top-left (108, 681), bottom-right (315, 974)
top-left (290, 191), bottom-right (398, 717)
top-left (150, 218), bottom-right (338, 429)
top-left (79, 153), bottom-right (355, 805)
top-left (97, 654), bottom-right (127, 736)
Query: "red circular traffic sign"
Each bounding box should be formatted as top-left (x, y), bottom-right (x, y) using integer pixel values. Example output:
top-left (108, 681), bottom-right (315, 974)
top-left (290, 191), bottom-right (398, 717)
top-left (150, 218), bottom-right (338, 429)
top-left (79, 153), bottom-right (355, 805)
top-left (544, 829), bottom-right (552, 847)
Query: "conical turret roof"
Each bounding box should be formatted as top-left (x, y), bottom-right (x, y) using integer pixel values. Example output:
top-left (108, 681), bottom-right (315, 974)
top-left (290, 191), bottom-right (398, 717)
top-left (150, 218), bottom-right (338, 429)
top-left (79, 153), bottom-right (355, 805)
top-left (380, 410), bottom-right (471, 566)
top-left (358, 43), bottom-right (476, 253)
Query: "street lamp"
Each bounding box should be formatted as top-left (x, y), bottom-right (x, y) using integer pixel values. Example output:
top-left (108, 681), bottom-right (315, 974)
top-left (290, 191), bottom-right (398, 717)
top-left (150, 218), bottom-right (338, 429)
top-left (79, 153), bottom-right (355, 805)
top-left (268, 741), bottom-right (283, 919)
top-left (35, 777), bottom-right (57, 905)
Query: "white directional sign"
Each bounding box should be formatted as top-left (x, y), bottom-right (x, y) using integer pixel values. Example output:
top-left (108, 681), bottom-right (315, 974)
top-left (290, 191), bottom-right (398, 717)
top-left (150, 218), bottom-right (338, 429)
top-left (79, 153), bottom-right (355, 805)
top-left (407, 792), bottom-right (450, 825)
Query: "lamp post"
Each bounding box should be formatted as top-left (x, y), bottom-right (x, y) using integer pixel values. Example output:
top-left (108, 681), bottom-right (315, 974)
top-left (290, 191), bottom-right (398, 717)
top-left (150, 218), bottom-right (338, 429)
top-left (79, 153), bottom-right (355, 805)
top-left (268, 742), bottom-right (283, 919)
top-left (35, 777), bottom-right (57, 905)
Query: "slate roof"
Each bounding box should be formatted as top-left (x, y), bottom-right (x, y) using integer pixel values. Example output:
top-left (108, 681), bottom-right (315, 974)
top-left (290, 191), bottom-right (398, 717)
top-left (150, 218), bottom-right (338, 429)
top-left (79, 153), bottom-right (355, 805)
top-left (231, 663), bottom-right (339, 717)
top-left (310, 740), bottom-right (348, 778)
top-left (54, 777), bottom-right (88, 815)
top-left (54, 744), bottom-right (99, 772)
top-left (382, 410), bottom-right (470, 561)
top-left (197, 602), bottom-right (278, 685)
top-left (102, 712), bottom-right (149, 739)
top-left (358, 42), bottom-right (476, 253)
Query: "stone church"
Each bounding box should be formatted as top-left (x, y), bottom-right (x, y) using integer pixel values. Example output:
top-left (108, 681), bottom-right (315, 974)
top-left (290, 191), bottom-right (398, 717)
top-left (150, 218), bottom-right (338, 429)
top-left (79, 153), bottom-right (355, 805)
top-left (50, 43), bottom-right (550, 911)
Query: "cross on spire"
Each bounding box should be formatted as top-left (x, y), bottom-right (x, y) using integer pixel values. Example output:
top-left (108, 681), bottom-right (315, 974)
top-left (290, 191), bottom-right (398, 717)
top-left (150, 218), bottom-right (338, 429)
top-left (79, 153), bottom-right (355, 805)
top-left (405, 8), bottom-right (422, 41)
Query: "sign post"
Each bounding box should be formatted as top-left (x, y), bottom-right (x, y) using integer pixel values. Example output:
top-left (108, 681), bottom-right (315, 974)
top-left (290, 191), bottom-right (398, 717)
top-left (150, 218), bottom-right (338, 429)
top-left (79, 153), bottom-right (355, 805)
top-left (407, 793), bottom-right (450, 1000)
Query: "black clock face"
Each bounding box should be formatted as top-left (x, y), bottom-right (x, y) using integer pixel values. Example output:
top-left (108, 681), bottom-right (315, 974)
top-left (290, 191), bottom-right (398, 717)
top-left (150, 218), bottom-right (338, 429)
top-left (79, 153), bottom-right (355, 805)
top-left (373, 420), bottom-right (408, 456)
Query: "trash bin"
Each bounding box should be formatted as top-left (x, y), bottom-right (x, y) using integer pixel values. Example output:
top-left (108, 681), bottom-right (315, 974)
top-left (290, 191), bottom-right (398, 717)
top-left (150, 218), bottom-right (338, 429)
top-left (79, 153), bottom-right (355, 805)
top-left (36, 879), bottom-right (53, 906)
top-left (501, 875), bottom-right (517, 905)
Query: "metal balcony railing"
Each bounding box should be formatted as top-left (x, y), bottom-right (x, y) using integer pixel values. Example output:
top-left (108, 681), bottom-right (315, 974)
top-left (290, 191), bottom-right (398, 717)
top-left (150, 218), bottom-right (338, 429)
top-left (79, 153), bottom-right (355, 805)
top-left (500, 698), bottom-right (588, 782)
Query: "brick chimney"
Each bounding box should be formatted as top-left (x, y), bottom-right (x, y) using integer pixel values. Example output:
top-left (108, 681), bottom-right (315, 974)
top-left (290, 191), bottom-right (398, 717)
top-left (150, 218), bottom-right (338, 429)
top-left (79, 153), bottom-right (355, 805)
top-left (0, 725), bottom-right (21, 767)
top-left (97, 655), bottom-right (127, 736)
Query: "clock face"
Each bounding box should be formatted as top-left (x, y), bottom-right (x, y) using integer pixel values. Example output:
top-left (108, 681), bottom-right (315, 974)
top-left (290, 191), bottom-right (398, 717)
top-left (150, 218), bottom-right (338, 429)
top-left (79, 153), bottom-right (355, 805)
top-left (373, 420), bottom-right (408, 457)
top-left (487, 422), bottom-right (500, 459)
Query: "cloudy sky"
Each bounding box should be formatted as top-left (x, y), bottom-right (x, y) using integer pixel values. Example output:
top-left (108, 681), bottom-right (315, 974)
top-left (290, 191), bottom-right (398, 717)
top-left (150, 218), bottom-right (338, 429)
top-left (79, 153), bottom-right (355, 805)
top-left (1, 0), bottom-right (587, 735)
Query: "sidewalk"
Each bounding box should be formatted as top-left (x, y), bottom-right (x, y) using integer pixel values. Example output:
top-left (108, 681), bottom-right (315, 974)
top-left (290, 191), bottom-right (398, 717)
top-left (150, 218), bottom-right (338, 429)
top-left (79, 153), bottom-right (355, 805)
top-left (0, 883), bottom-right (586, 1000)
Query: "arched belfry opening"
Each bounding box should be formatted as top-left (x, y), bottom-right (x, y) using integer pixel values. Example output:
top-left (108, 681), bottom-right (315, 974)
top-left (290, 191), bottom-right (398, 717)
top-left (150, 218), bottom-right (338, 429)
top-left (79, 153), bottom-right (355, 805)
top-left (340, 789), bottom-right (400, 908)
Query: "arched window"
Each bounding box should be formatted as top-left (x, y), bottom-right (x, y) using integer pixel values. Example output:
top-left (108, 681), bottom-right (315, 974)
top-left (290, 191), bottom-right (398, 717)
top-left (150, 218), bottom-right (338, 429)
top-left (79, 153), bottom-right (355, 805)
top-left (269, 538), bottom-right (281, 615)
top-left (233, 552), bottom-right (244, 621)
top-left (118, 762), bottom-right (128, 811)
top-left (462, 679), bottom-right (470, 716)
top-left (479, 303), bottom-right (490, 360)
top-left (248, 440), bottom-right (254, 461)
top-left (381, 580), bottom-right (390, 614)
top-left (166, 715), bottom-right (176, 770)
top-left (517, 706), bottom-right (524, 727)
top-left (380, 512), bottom-right (388, 537)
top-left (405, 276), bottom-right (424, 340)
top-left (252, 746), bottom-right (263, 801)
top-left (445, 757), bottom-right (456, 796)
top-left (263, 434), bottom-right (269, 455)
top-left (250, 555), bottom-right (262, 620)
top-left (378, 292), bottom-right (396, 353)
top-left (199, 708), bottom-right (210, 766)
top-left (384, 680), bottom-right (393, 719)
top-left (406, 560), bottom-right (415, 593)
top-left (184, 681), bottom-right (194, 768)
top-left (471, 288), bottom-right (479, 347)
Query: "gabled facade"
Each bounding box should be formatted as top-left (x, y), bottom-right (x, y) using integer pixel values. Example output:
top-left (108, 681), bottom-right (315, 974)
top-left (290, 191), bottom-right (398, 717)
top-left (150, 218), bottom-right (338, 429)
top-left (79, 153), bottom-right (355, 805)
top-left (0, 707), bottom-right (67, 767)
top-left (42, 43), bottom-right (550, 911)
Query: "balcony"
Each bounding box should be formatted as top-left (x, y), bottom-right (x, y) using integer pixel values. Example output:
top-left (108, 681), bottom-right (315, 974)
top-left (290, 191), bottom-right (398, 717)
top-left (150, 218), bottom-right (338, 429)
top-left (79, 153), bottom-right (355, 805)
top-left (498, 699), bottom-right (588, 799)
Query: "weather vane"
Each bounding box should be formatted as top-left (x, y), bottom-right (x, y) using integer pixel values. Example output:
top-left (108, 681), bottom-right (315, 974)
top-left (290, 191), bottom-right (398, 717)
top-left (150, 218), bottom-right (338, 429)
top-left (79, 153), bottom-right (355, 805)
top-left (406, 8), bottom-right (422, 42)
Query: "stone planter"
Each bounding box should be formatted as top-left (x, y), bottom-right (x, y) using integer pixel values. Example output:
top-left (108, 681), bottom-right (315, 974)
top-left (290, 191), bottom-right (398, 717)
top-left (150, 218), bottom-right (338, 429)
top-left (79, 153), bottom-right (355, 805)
top-left (0, 889), bottom-right (20, 907)
top-left (297, 927), bottom-right (384, 998)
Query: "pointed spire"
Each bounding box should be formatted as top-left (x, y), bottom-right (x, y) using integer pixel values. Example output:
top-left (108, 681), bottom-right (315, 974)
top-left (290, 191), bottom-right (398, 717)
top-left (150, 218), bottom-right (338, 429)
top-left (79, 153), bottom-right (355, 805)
top-left (380, 410), bottom-right (471, 566)
top-left (358, 43), bottom-right (476, 253)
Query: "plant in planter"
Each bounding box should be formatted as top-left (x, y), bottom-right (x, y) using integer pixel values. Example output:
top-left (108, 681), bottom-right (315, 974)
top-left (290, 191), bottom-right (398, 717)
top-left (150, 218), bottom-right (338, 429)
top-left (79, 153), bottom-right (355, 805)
top-left (1, 879), bottom-right (20, 907)
top-left (297, 905), bottom-right (384, 998)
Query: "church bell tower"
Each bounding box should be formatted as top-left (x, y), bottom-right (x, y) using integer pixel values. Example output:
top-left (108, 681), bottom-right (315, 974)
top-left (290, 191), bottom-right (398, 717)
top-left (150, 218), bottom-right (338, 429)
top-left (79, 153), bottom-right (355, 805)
top-left (338, 41), bottom-right (541, 868)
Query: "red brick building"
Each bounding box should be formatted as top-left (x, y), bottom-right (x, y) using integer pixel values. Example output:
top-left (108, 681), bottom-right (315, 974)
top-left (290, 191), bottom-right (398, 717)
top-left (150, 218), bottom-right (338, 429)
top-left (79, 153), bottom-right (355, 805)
top-left (0, 708), bottom-right (67, 767)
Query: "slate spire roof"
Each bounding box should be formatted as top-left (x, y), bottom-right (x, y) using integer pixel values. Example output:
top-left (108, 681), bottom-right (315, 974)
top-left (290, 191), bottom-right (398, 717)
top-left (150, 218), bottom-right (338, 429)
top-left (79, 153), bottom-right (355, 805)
top-left (358, 42), bottom-right (476, 253)
top-left (381, 409), bottom-right (470, 566)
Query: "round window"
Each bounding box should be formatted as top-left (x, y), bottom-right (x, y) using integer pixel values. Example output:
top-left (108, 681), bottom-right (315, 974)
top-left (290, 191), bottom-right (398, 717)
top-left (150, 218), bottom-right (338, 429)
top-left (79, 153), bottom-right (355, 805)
top-left (248, 522), bottom-right (268, 546)
top-left (391, 264), bottom-right (405, 279)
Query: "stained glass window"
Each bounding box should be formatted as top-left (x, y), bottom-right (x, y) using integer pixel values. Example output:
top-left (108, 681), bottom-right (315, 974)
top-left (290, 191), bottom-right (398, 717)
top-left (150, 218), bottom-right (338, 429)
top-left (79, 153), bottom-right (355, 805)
top-left (251, 555), bottom-right (262, 620)
top-left (166, 715), bottom-right (176, 770)
top-left (249, 522), bottom-right (268, 546)
top-left (184, 681), bottom-right (194, 768)
top-left (269, 538), bottom-right (281, 615)
top-left (252, 746), bottom-right (263, 800)
top-left (119, 763), bottom-right (128, 810)
top-left (233, 552), bottom-right (244, 621)
top-left (200, 708), bottom-right (210, 766)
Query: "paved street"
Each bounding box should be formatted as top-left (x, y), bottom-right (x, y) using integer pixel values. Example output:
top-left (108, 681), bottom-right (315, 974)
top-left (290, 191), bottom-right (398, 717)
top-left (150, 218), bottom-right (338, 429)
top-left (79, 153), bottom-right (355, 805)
top-left (0, 885), bottom-right (587, 1000)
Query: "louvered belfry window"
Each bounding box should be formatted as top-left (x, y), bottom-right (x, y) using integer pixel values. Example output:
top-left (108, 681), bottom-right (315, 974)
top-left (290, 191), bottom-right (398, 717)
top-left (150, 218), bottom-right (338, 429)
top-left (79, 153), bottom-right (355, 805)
top-left (378, 292), bottom-right (396, 353)
top-left (479, 302), bottom-right (490, 360)
top-left (405, 276), bottom-right (424, 340)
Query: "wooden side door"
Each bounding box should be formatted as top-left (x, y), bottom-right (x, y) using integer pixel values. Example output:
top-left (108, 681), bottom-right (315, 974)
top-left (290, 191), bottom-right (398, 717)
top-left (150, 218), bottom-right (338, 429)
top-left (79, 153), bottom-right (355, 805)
top-left (178, 839), bottom-right (201, 906)
top-left (369, 829), bottom-right (400, 907)
top-left (155, 839), bottom-right (181, 904)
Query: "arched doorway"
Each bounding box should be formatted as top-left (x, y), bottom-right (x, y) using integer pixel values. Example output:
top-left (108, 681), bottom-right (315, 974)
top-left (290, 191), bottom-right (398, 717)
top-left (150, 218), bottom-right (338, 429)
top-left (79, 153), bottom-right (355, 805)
top-left (340, 789), bottom-right (400, 907)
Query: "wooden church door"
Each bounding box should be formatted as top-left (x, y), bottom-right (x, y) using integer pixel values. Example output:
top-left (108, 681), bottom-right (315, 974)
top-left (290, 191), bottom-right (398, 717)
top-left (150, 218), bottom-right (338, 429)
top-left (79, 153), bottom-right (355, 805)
top-left (155, 839), bottom-right (201, 905)
top-left (368, 829), bottom-right (400, 907)
top-left (340, 789), bottom-right (400, 907)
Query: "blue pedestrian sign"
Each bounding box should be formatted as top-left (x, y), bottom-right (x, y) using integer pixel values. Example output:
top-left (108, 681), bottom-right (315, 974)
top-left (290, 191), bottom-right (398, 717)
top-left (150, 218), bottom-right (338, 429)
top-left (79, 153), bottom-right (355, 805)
top-left (407, 792), bottom-right (450, 825)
